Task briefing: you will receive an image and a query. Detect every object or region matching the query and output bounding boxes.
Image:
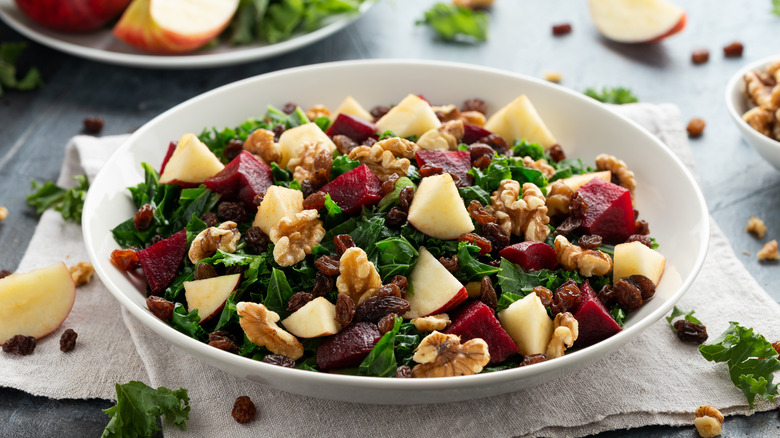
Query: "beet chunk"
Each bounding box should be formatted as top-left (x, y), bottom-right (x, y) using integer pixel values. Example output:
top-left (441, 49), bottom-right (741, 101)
top-left (325, 113), bottom-right (377, 143)
top-left (576, 178), bottom-right (635, 244)
top-left (415, 150), bottom-right (472, 186)
top-left (316, 322), bottom-right (382, 370)
top-left (572, 280), bottom-right (622, 348)
top-left (499, 241), bottom-right (558, 271)
top-left (204, 151), bottom-right (273, 208)
top-left (136, 229), bottom-right (187, 295)
top-left (445, 300), bottom-right (519, 363)
top-left (317, 164), bottom-right (383, 215)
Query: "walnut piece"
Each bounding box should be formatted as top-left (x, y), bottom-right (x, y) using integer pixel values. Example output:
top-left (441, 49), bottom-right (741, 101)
top-left (757, 239), bottom-right (779, 261)
top-left (244, 128), bottom-right (281, 164)
top-left (269, 210), bottom-right (325, 267)
top-left (416, 120), bottom-right (465, 150)
top-left (521, 156), bottom-right (555, 179)
top-left (543, 71), bottom-right (563, 83)
top-left (432, 104), bottom-right (460, 122)
top-left (694, 416), bottom-right (723, 438)
top-left (348, 144), bottom-right (410, 178)
top-left (459, 110), bottom-right (486, 126)
top-left (411, 331), bottom-right (490, 378)
top-left (695, 406), bottom-right (724, 425)
top-left (545, 180), bottom-right (573, 216)
top-left (744, 70), bottom-right (777, 109)
top-left (742, 107), bottom-right (774, 137)
top-left (374, 136), bottom-right (417, 159)
top-left (412, 314), bottom-right (451, 332)
top-left (0, 206), bottom-right (7, 222)
top-left (486, 180), bottom-right (550, 241)
top-left (236, 301), bottom-right (303, 360)
top-left (336, 247), bottom-right (382, 304)
top-left (291, 141), bottom-right (332, 182)
top-left (305, 104), bottom-right (331, 121)
top-left (746, 216), bottom-right (767, 238)
top-left (545, 312), bottom-right (579, 359)
top-left (554, 235), bottom-right (613, 277)
top-left (188, 221), bottom-right (241, 264)
top-left (596, 154), bottom-right (636, 202)
top-left (69, 261), bottom-right (95, 287)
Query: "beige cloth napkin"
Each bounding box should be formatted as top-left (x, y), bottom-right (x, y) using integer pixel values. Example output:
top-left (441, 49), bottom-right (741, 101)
top-left (2, 104), bottom-right (778, 438)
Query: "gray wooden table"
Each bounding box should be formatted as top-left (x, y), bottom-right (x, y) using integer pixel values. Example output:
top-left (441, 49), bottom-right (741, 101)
top-left (1, 1), bottom-right (779, 436)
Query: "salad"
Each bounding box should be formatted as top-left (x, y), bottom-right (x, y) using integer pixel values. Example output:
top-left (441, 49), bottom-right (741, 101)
top-left (109, 92), bottom-right (665, 378)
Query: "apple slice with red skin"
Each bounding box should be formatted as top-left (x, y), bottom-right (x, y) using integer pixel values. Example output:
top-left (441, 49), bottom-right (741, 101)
top-left (159, 141), bottom-right (177, 175)
top-left (204, 150), bottom-right (273, 207)
top-left (317, 164), bottom-right (383, 215)
top-left (183, 273), bottom-right (241, 325)
top-left (461, 123), bottom-right (494, 145)
top-left (415, 150), bottom-right (472, 186)
top-left (159, 133), bottom-right (224, 187)
top-left (325, 113), bottom-right (377, 143)
top-left (499, 241), bottom-right (558, 271)
top-left (444, 300), bottom-right (519, 363)
top-left (576, 177), bottom-right (635, 244)
top-left (572, 280), bottom-right (622, 348)
top-left (136, 229), bottom-right (187, 295)
top-left (15, 0), bottom-right (131, 33)
top-left (404, 247), bottom-right (468, 319)
top-left (588, 0), bottom-right (686, 44)
top-left (316, 322), bottom-right (382, 370)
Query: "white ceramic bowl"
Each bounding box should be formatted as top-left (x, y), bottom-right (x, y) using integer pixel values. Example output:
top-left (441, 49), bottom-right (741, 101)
top-left (82, 60), bottom-right (709, 405)
top-left (725, 55), bottom-right (780, 170)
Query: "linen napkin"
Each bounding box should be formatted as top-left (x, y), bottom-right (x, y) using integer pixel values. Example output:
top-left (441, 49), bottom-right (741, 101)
top-left (2, 104), bottom-right (778, 438)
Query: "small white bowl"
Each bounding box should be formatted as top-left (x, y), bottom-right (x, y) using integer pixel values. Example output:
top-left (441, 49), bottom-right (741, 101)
top-left (725, 55), bottom-right (780, 170)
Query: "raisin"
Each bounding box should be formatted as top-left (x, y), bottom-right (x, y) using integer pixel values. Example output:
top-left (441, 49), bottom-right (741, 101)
top-left (200, 211), bottom-right (219, 227)
top-left (438, 256), bottom-right (459, 272)
top-left (231, 395), bottom-right (256, 424)
top-left (399, 187), bottom-right (415, 211)
top-left (146, 296), bottom-right (175, 321)
top-left (623, 274), bottom-right (655, 300)
top-left (333, 134), bottom-right (359, 155)
top-left (281, 102), bottom-right (298, 114)
top-left (110, 249), bottom-right (139, 271)
top-left (551, 23), bottom-right (572, 35)
top-left (478, 133), bottom-right (509, 155)
top-left (551, 279), bottom-right (581, 315)
top-left (149, 234), bottom-right (164, 246)
top-left (370, 105), bottom-right (391, 120)
top-left (723, 41), bottom-right (743, 57)
top-left (691, 49), bottom-right (710, 65)
top-left (395, 365), bottom-right (413, 378)
top-left (461, 98), bottom-right (488, 115)
top-left (386, 207), bottom-right (408, 228)
top-left (287, 292), bottom-right (314, 313)
top-left (378, 314), bottom-right (398, 335)
top-left (59, 329), bottom-right (77, 352)
top-left (548, 144), bottom-right (566, 163)
top-left (520, 353), bottom-right (547, 366)
top-left (376, 283), bottom-right (402, 298)
top-left (263, 354), bottom-right (296, 368)
top-left (458, 233), bottom-right (492, 255)
top-left (3, 334), bottom-right (35, 355)
top-left (634, 220), bottom-right (650, 235)
top-left (133, 204), bottom-right (154, 231)
top-left (208, 331), bottom-right (239, 353)
top-left (532, 286), bottom-right (553, 308)
top-left (83, 116), bottom-right (104, 133)
top-left (674, 320), bottom-right (709, 344)
top-left (218, 201), bottom-right (247, 223)
top-left (577, 234), bottom-right (602, 250)
top-left (419, 165), bottom-right (444, 178)
top-left (481, 222), bottom-right (510, 253)
top-left (472, 154), bottom-right (492, 170)
top-left (335, 293), bottom-right (356, 326)
top-left (614, 278), bottom-right (643, 312)
top-left (487, 259), bottom-right (502, 268)
top-left (314, 255), bottom-right (340, 276)
top-left (435, 107), bottom-right (460, 122)
top-left (355, 296), bottom-right (411, 323)
top-left (272, 124), bottom-right (286, 141)
top-left (224, 138), bottom-right (244, 162)
top-left (0, 269), bottom-right (11, 279)
top-left (362, 137), bottom-right (378, 147)
top-left (570, 192), bottom-right (589, 217)
top-left (597, 284), bottom-right (616, 308)
top-left (306, 169), bottom-right (330, 195)
top-left (687, 118), bottom-right (706, 138)
top-left (626, 234), bottom-right (652, 248)
top-left (390, 275), bottom-right (408, 296)
top-left (468, 142), bottom-right (494, 161)
top-left (244, 226), bottom-right (270, 254)
top-left (225, 265), bottom-right (246, 276)
top-left (302, 191), bottom-right (327, 211)
top-left (554, 216), bottom-right (581, 237)
top-left (480, 276), bottom-right (497, 310)
top-left (194, 262), bottom-right (218, 280)
top-left (381, 174), bottom-right (400, 196)
top-left (334, 234), bottom-right (356, 256)
top-left (468, 200), bottom-right (496, 226)
top-left (312, 271), bottom-right (335, 297)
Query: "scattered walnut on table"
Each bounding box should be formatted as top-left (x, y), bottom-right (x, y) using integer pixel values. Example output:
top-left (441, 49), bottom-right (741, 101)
top-left (486, 179), bottom-right (550, 241)
top-left (545, 312), bottom-right (579, 359)
top-left (757, 239), bottom-right (780, 261)
top-left (236, 301), bottom-right (303, 360)
top-left (269, 210), bottom-right (325, 267)
top-left (687, 118), bottom-right (706, 138)
top-left (411, 331), bottom-right (490, 378)
top-left (554, 235), bottom-right (613, 277)
top-left (189, 221), bottom-right (241, 264)
top-left (243, 128), bottom-right (281, 164)
top-left (595, 153), bottom-right (636, 202)
top-left (336, 247), bottom-right (382, 304)
top-left (745, 216), bottom-right (767, 238)
top-left (348, 144), bottom-right (410, 178)
top-left (543, 71), bottom-right (563, 83)
top-left (694, 405), bottom-right (724, 438)
top-left (0, 206), bottom-right (8, 222)
top-left (69, 261), bottom-right (94, 287)
top-left (412, 314), bottom-right (451, 332)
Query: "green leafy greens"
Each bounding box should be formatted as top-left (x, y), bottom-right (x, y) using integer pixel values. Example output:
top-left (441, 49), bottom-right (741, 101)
top-left (665, 306), bottom-right (702, 332)
top-left (583, 87), bottom-right (638, 105)
top-left (102, 381), bottom-right (190, 438)
top-left (773, 0), bottom-right (780, 16)
top-left (418, 3), bottom-right (489, 43)
top-left (27, 174), bottom-right (89, 224)
top-left (0, 42), bottom-right (43, 96)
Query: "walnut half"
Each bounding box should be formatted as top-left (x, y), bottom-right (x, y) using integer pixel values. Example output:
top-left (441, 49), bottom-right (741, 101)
top-left (411, 331), bottom-right (490, 378)
top-left (545, 312), bottom-right (579, 359)
top-left (348, 144), bottom-right (410, 178)
top-left (336, 247), bottom-right (382, 304)
top-left (237, 301), bottom-right (304, 360)
top-left (270, 210), bottom-right (326, 267)
top-left (411, 314), bottom-right (451, 332)
top-left (487, 180), bottom-right (550, 242)
top-left (554, 235), bottom-right (613, 277)
top-left (189, 221), bottom-right (241, 264)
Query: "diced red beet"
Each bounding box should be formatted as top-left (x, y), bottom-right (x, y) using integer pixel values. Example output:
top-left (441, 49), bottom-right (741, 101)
top-left (316, 322), bottom-right (382, 370)
top-left (159, 141), bottom-right (177, 175)
top-left (444, 300), bottom-right (519, 363)
top-left (499, 241), bottom-right (558, 271)
top-left (576, 178), bottom-right (635, 244)
top-left (461, 123), bottom-right (494, 145)
top-left (317, 164), bottom-right (383, 215)
top-left (572, 281), bottom-right (622, 348)
top-left (415, 150), bottom-right (472, 185)
top-left (204, 151), bottom-right (273, 207)
top-left (136, 229), bottom-right (187, 295)
top-left (325, 113), bottom-right (377, 143)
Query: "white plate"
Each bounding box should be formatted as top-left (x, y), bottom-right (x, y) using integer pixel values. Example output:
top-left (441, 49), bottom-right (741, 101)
top-left (82, 60), bottom-right (709, 404)
top-left (0, 0), bottom-right (372, 69)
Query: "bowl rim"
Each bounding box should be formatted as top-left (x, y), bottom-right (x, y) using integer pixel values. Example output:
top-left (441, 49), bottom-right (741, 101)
top-left (83, 59), bottom-right (710, 394)
top-left (724, 53), bottom-right (780, 147)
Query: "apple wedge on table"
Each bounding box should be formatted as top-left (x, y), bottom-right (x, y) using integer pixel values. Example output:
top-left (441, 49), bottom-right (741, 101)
top-left (588, 0), bottom-right (686, 44)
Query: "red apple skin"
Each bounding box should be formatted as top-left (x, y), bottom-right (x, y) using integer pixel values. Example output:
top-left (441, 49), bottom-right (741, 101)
top-left (499, 242), bottom-right (558, 271)
top-left (159, 141), bottom-right (177, 175)
top-left (15, 0), bottom-right (131, 33)
top-left (424, 286), bottom-right (468, 317)
top-left (643, 13), bottom-right (686, 44)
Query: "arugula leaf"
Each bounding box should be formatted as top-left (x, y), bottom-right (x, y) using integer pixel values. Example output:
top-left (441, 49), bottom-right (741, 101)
top-left (262, 0), bottom-right (306, 43)
top-left (0, 42), bottom-right (43, 96)
top-left (665, 305), bottom-right (702, 332)
top-left (102, 381), bottom-right (190, 438)
top-left (469, 155), bottom-right (547, 193)
top-left (375, 236), bottom-right (418, 282)
top-left (27, 174), bottom-right (89, 224)
top-left (698, 322), bottom-right (780, 409)
top-left (458, 185), bottom-right (491, 207)
top-left (454, 241), bottom-right (500, 282)
top-left (171, 303), bottom-right (207, 341)
top-left (264, 268), bottom-right (295, 318)
top-left (331, 155), bottom-right (361, 178)
top-left (610, 305), bottom-right (626, 328)
top-left (511, 139), bottom-right (545, 160)
top-left (418, 3), bottom-right (489, 43)
top-left (584, 87), bottom-right (638, 105)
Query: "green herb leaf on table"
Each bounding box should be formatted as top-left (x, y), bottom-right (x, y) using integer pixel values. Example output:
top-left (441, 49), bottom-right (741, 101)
top-left (698, 321), bottom-right (780, 409)
top-left (27, 174), bottom-right (89, 224)
top-left (665, 305), bottom-right (702, 332)
top-left (418, 3), bottom-right (489, 43)
top-left (774, 0), bottom-right (780, 16)
top-left (102, 381), bottom-right (190, 438)
top-left (0, 42), bottom-right (43, 97)
top-left (583, 87), bottom-right (638, 105)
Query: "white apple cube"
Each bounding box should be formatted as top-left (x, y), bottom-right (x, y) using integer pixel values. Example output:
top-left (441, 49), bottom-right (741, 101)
top-left (484, 95), bottom-right (558, 149)
top-left (404, 247), bottom-right (468, 319)
top-left (183, 273), bottom-right (241, 324)
top-left (253, 185), bottom-right (304, 237)
top-left (277, 122), bottom-right (336, 170)
top-left (497, 292), bottom-right (554, 356)
top-left (559, 171), bottom-right (612, 191)
top-left (374, 94), bottom-right (441, 138)
top-left (407, 173), bottom-right (475, 240)
top-left (159, 132), bottom-right (225, 185)
top-left (332, 95), bottom-right (373, 121)
top-left (589, 0), bottom-right (686, 44)
top-left (0, 263), bottom-right (76, 344)
top-left (613, 241), bottom-right (666, 286)
top-left (281, 297), bottom-right (341, 338)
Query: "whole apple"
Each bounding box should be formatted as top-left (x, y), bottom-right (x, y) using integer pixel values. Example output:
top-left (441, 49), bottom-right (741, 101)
top-left (15, 0), bottom-right (131, 33)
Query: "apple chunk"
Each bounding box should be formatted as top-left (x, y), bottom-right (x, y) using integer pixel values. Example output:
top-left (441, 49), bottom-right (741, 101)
top-left (588, 0), bottom-right (686, 44)
top-left (281, 297), bottom-right (341, 338)
top-left (558, 171), bottom-right (611, 192)
top-left (331, 96), bottom-right (374, 122)
top-left (497, 292), bottom-right (554, 356)
top-left (252, 185), bottom-right (304, 237)
top-left (612, 241), bottom-right (666, 286)
top-left (404, 247), bottom-right (468, 319)
top-left (15, 0), bottom-right (132, 33)
top-left (0, 263), bottom-right (76, 344)
top-left (183, 273), bottom-right (241, 324)
top-left (407, 173), bottom-right (475, 240)
top-left (374, 94), bottom-right (441, 138)
top-left (159, 133), bottom-right (224, 186)
top-left (484, 95), bottom-right (557, 149)
top-left (277, 122), bottom-right (336, 170)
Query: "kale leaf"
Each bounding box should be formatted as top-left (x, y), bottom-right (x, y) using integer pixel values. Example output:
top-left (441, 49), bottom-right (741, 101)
top-left (102, 381), bottom-right (190, 438)
top-left (418, 3), bottom-right (489, 43)
top-left (583, 87), bottom-right (638, 105)
top-left (0, 42), bottom-right (43, 96)
top-left (27, 174), bottom-right (89, 224)
top-left (666, 305), bottom-right (702, 332)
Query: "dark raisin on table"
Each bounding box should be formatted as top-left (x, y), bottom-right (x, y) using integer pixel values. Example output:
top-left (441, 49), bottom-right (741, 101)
top-left (673, 319), bottom-right (708, 344)
top-left (59, 329), bottom-right (78, 352)
top-left (691, 49), bottom-right (710, 65)
top-left (3, 334), bottom-right (36, 355)
top-left (551, 23), bottom-right (572, 36)
top-left (231, 395), bottom-right (257, 424)
top-left (687, 118), bottom-right (706, 138)
top-left (723, 41), bottom-right (743, 57)
top-left (83, 116), bottom-right (104, 134)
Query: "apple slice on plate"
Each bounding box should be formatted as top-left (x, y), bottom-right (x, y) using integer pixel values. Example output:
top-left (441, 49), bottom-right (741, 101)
top-left (159, 133), bottom-right (224, 186)
top-left (589, 0), bottom-right (686, 44)
top-left (184, 273), bottom-right (241, 325)
top-left (113, 0), bottom-right (239, 53)
top-left (403, 247), bottom-right (468, 319)
top-left (14, 0), bottom-right (132, 33)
